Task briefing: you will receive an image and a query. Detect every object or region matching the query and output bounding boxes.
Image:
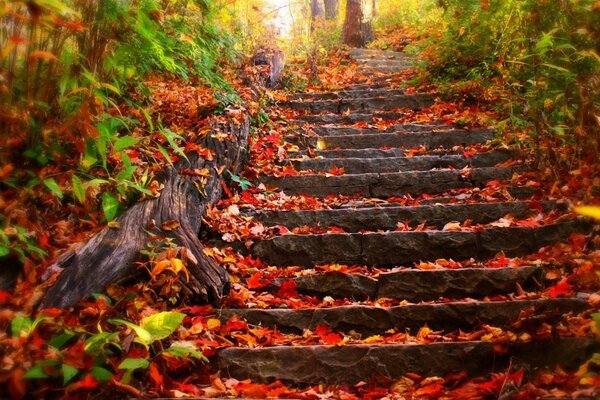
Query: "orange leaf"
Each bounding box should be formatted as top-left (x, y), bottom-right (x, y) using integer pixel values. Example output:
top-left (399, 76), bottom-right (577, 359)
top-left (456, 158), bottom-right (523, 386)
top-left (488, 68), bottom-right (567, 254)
top-left (149, 362), bottom-right (163, 387)
top-left (29, 50), bottom-right (58, 63)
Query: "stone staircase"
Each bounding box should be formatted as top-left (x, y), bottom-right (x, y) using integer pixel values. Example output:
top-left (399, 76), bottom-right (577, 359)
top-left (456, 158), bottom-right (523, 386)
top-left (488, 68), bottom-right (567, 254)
top-left (211, 49), bottom-right (596, 386)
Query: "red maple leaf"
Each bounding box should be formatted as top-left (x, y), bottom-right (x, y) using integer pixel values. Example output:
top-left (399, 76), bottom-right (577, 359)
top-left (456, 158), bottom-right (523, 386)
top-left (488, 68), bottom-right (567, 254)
top-left (247, 271), bottom-right (271, 290)
top-left (315, 324), bottom-right (343, 345)
top-left (277, 279), bottom-right (299, 298)
top-left (546, 278), bottom-right (573, 298)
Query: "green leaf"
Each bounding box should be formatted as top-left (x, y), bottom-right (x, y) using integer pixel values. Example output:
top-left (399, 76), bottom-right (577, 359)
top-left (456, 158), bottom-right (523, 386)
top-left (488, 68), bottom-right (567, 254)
top-left (114, 136), bottom-right (138, 152)
top-left (0, 246), bottom-right (9, 257)
top-left (116, 165), bottom-right (137, 182)
top-left (62, 364), bottom-right (79, 385)
top-left (140, 311), bottom-right (185, 341)
top-left (49, 332), bottom-right (75, 349)
top-left (229, 172), bottom-right (252, 190)
top-left (84, 331), bottom-right (120, 353)
top-left (11, 315), bottom-right (32, 337)
top-left (118, 358), bottom-right (149, 370)
top-left (43, 178), bottom-right (64, 199)
top-left (156, 144), bottom-right (173, 166)
top-left (91, 366), bottom-right (114, 382)
top-left (72, 175), bottom-right (86, 204)
top-left (102, 192), bottom-right (119, 221)
top-left (108, 319), bottom-right (152, 347)
top-left (164, 341), bottom-right (208, 362)
top-left (24, 364), bottom-right (49, 380)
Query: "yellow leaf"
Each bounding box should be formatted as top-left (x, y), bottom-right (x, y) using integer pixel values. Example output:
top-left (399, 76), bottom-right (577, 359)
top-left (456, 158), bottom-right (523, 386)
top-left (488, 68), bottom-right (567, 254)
top-left (170, 258), bottom-right (189, 282)
top-left (574, 206), bottom-right (600, 220)
top-left (363, 335), bottom-right (382, 343)
top-left (206, 318), bottom-right (221, 331)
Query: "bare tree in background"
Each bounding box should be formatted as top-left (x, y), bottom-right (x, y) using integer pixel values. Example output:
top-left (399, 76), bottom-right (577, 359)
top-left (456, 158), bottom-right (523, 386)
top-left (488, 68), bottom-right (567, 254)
top-left (324, 0), bottom-right (339, 19)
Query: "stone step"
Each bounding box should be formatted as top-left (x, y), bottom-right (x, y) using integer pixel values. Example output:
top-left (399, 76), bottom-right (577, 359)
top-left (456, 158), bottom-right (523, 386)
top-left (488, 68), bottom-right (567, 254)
top-left (218, 338), bottom-right (597, 385)
top-left (289, 151), bottom-right (513, 174)
top-left (258, 167), bottom-right (515, 197)
top-left (249, 200), bottom-right (556, 232)
top-left (377, 266), bottom-right (545, 301)
top-left (349, 48), bottom-right (409, 60)
top-left (311, 123), bottom-right (453, 136)
top-left (282, 94), bottom-right (434, 114)
top-left (289, 147), bottom-right (443, 159)
top-left (290, 129), bottom-right (494, 151)
top-left (358, 59), bottom-right (413, 67)
top-left (358, 65), bottom-right (413, 73)
top-left (335, 83), bottom-right (392, 91)
top-left (297, 112), bottom-right (404, 125)
top-left (249, 221), bottom-right (583, 267)
top-left (264, 266), bottom-right (543, 301)
top-left (218, 298), bottom-right (585, 334)
top-left (288, 88), bottom-right (407, 101)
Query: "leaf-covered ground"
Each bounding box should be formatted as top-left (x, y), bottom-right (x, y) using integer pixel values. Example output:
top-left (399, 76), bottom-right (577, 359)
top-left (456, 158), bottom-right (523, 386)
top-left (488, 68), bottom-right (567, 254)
top-left (1, 31), bottom-right (600, 399)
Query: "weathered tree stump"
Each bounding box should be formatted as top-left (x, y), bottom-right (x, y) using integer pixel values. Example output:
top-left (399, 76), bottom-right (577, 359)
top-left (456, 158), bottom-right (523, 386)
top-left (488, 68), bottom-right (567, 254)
top-left (251, 47), bottom-right (285, 88)
top-left (40, 115), bottom-right (249, 308)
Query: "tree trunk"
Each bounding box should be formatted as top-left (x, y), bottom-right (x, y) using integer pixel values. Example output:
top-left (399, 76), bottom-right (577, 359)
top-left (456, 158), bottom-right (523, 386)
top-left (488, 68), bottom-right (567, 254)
top-left (311, 0), bottom-right (324, 31)
top-left (323, 0), bottom-right (339, 20)
top-left (40, 116), bottom-right (250, 309)
top-left (342, 0), bottom-right (366, 47)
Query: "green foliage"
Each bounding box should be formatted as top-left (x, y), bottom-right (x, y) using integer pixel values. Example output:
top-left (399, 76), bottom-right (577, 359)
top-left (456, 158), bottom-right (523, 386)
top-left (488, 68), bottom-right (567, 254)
top-left (0, 0), bottom-right (244, 260)
top-left (407, 0), bottom-right (600, 169)
top-left (109, 311), bottom-right (185, 348)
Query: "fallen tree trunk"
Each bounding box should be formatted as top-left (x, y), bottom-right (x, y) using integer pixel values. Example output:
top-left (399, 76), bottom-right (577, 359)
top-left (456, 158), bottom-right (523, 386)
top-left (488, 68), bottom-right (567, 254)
top-left (40, 115), bottom-right (249, 309)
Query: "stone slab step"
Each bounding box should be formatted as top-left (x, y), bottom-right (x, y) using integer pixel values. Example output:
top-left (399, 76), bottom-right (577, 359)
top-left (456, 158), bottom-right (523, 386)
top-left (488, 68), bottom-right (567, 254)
top-left (289, 151), bottom-right (513, 174)
top-left (282, 94), bottom-right (434, 114)
top-left (264, 266), bottom-right (543, 301)
top-left (289, 147), bottom-right (443, 159)
top-left (218, 338), bottom-right (597, 385)
top-left (377, 266), bottom-right (544, 301)
top-left (297, 112), bottom-right (404, 125)
top-left (218, 298), bottom-right (586, 334)
top-left (258, 167), bottom-right (515, 197)
top-left (358, 59), bottom-right (413, 67)
top-left (311, 123), bottom-right (453, 136)
top-left (288, 88), bottom-right (407, 101)
top-left (249, 221), bottom-right (583, 267)
top-left (292, 130), bottom-right (494, 151)
top-left (248, 201), bottom-right (556, 232)
top-left (349, 48), bottom-right (409, 60)
top-left (358, 66), bottom-right (413, 73)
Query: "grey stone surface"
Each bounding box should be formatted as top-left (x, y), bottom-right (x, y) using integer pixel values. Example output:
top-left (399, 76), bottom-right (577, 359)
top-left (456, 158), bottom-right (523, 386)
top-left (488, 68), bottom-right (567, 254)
top-left (377, 266), bottom-right (543, 301)
top-left (269, 271), bottom-right (377, 300)
top-left (247, 222), bottom-right (584, 267)
top-left (311, 123), bottom-right (452, 136)
top-left (282, 94), bottom-right (434, 113)
top-left (288, 88), bottom-right (407, 101)
top-left (217, 298), bottom-right (586, 334)
top-left (218, 338), bottom-right (598, 384)
top-left (249, 201), bottom-right (557, 232)
top-left (298, 112), bottom-right (404, 125)
top-left (304, 130), bottom-right (494, 150)
top-left (290, 151), bottom-right (514, 174)
top-left (258, 167), bottom-right (514, 197)
top-left (349, 48), bottom-right (409, 59)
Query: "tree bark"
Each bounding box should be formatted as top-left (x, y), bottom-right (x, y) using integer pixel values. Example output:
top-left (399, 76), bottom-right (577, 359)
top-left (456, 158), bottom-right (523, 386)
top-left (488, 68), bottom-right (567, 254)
top-left (323, 0), bottom-right (339, 20)
top-left (342, 0), bottom-right (365, 47)
top-left (40, 116), bottom-right (250, 309)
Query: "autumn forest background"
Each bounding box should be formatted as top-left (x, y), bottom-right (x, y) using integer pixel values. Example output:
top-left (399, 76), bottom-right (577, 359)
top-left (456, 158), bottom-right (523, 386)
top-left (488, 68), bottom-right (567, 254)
top-left (0, 0), bottom-right (599, 398)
